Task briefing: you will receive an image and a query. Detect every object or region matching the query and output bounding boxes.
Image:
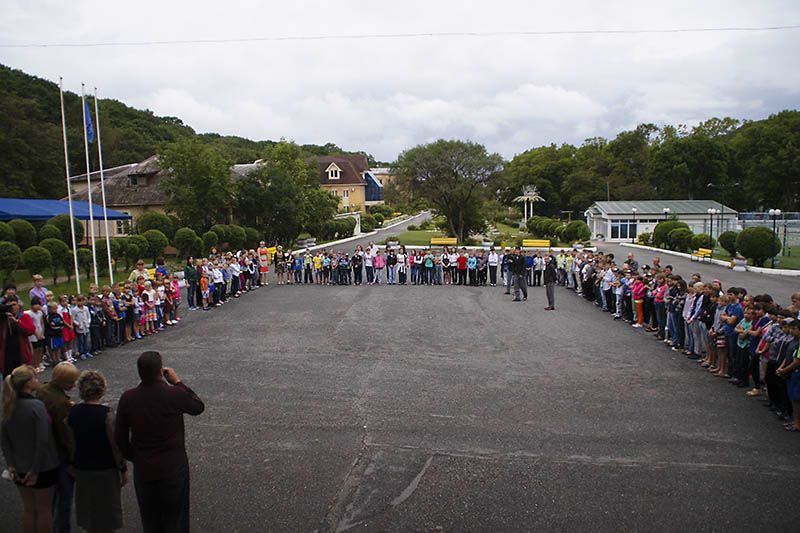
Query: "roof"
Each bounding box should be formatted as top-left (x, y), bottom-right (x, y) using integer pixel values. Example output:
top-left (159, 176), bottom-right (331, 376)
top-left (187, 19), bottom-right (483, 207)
top-left (370, 167), bottom-right (391, 175)
top-left (588, 200), bottom-right (737, 216)
top-left (0, 198), bottom-right (132, 221)
top-left (67, 156), bottom-right (263, 208)
top-left (314, 156), bottom-right (366, 186)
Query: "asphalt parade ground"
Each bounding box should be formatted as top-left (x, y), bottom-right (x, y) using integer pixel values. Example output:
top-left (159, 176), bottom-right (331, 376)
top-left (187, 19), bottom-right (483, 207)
top-left (2, 226), bottom-right (799, 531)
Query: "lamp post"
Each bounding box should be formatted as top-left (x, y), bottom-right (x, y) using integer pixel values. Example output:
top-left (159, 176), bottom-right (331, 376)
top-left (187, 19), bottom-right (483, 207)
top-left (662, 207), bottom-right (670, 221)
top-left (707, 208), bottom-right (718, 258)
top-left (768, 208), bottom-right (781, 268)
top-left (631, 207), bottom-right (638, 244)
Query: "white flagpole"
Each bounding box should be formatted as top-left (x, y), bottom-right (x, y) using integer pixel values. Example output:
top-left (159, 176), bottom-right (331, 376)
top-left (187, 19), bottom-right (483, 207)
top-left (80, 83), bottom-right (99, 285)
top-left (93, 88), bottom-right (114, 284)
top-left (59, 78), bottom-right (81, 294)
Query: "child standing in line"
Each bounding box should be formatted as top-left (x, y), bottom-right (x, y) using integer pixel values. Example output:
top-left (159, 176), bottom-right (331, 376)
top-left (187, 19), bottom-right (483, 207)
top-left (143, 292), bottom-right (157, 334)
top-left (314, 252), bottom-right (323, 284)
top-left (71, 295), bottom-right (92, 359)
top-left (170, 274), bottom-right (181, 323)
top-left (58, 295), bottom-right (76, 362)
top-left (44, 300), bottom-right (65, 366)
top-left (200, 271), bottom-right (210, 311)
top-left (25, 296), bottom-right (46, 373)
top-left (101, 285), bottom-right (119, 347)
top-left (132, 285), bottom-right (143, 339)
top-left (88, 295), bottom-right (105, 354)
top-left (163, 278), bottom-right (174, 326)
top-left (155, 279), bottom-right (166, 329)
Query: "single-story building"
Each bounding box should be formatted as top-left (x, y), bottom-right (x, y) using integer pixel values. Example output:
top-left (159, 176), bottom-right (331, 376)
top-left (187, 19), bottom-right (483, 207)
top-left (584, 200), bottom-right (738, 242)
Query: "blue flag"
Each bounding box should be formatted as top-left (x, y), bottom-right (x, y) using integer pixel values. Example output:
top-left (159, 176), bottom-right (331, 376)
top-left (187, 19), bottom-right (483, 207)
top-left (84, 99), bottom-right (95, 143)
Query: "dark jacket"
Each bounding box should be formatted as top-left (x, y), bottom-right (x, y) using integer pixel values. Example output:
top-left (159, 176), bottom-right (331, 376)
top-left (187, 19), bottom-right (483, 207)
top-left (114, 380), bottom-right (204, 481)
top-left (543, 260), bottom-right (558, 284)
top-left (37, 383), bottom-right (75, 463)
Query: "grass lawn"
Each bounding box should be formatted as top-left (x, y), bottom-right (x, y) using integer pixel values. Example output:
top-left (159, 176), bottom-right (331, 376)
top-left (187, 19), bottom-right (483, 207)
top-left (710, 246), bottom-right (800, 270)
top-left (494, 222), bottom-right (527, 236)
top-left (380, 229), bottom-right (446, 246)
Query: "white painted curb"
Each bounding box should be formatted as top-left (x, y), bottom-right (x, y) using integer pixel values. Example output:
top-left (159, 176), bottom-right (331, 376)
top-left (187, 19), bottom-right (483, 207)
top-left (617, 242), bottom-right (800, 277)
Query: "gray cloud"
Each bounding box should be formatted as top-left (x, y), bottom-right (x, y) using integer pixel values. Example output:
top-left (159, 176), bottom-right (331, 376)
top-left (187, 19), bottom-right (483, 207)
top-left (1, 0), bottom-right (798, 161)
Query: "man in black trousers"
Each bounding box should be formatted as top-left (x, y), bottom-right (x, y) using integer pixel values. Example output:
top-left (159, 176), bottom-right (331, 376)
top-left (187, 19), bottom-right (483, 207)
top-left (116, 351), bottom-right (205, 533)
top-left (509, 247), bottom-right (528, 302)
top-left (543, 254), bottom-right (558, 310)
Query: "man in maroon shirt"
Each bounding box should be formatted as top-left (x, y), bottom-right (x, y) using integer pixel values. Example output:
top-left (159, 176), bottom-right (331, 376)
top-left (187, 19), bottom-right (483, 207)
top-left (115, 351), bottom-right (204, 533)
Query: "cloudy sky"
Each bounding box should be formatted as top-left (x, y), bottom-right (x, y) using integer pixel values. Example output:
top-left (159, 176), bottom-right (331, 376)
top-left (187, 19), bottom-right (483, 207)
top-left (2, 1), bottom-right (799, 161)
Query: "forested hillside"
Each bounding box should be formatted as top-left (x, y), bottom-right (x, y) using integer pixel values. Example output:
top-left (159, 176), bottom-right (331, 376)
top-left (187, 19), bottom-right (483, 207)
top-left (0, 64), bottom-right (353, 199)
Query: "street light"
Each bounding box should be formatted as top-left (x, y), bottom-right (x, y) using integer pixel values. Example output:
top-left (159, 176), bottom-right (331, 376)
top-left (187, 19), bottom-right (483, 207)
top-left (662, 207), bottom-right (671, 221)
top-left (769, 208), bottom-right (782, 268)
top-left (707, 208), bottom-right (718, 258)
top-left (631, 207), bottom-right (638, 244)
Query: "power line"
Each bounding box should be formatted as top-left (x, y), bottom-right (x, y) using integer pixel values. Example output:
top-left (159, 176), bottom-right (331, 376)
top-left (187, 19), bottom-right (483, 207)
top-left (2, 24), bottom-right (799, 49)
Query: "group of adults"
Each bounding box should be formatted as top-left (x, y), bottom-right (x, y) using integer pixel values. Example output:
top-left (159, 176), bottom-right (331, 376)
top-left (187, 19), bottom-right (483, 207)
top-left (1, 349), bottom-right (203, 533)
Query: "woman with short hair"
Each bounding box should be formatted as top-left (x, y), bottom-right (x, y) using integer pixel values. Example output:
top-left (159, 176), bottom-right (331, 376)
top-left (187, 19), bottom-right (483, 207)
top-left (68, 370), bottom-right (127, 532)
top-left (1, 365), bottom-right (60, 533)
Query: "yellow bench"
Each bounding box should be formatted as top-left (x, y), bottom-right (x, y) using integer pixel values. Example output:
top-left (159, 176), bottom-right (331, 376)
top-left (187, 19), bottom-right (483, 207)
top-left (691, 248), bottom-right (713, 262)
top-left (430, 237), bottom-right (458, 246)
top-left (522, 239), bottom-right (551, 248)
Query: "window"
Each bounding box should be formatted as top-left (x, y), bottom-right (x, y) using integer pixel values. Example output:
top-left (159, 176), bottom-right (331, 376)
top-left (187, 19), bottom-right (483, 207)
top-left (328, 169), bottom-right (340, 179)
top-left (611, 219), bottom-right (638, 240)
top-left (343, 189), bottom-right (349, 198)
top-left (129, 175), bottom-right (138, 186)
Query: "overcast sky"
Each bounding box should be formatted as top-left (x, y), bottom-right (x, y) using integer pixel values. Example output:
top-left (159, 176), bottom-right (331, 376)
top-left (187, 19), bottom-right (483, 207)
top-left (2, 1), bottom-right (799, 162)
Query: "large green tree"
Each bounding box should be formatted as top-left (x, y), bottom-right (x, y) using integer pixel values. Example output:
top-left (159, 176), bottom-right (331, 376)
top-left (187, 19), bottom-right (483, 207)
top-left (500, 143), bottom-right (576, 217)
top-left (393, 140), bottom-right (503, 241)
top-left (159, 139), bottom-right (234, 231)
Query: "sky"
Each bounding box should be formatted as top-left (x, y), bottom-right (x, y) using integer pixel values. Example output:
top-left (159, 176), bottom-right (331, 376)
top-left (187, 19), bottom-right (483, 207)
top-left (1, 1), bottom-right (799, 162)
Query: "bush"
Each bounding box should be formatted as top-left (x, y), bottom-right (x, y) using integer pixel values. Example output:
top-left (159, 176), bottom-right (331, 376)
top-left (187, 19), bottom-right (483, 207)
top-left (47, 214), bottom-right (84, 245)
top-left (562, 220), bottom-right (591, 243)
top-left (691, 233), bottom-right (716, 251)
top-left (244, 227), bottom-right (262, 248)
top-left (361, 214), bottom-right (377, 233)
top-left (637, 232), bottom-right (652, 246)
top-left (174, 227), bottom-right (199, 257)
top-left (373, 213), bottom-right (385, 226)
top-left (125, 234), bottom-right (147, 268)
top-left (718, 231), bottom-right (738, 256)
top-left (39, 238), bottom-right (70, 284)
top-left (75, 248), bottom-right (93, 280)
top-left (95, 238), bottom-right (125, 274)
top-left (136, 212), bottom-right (175, 240)
top-left (736, 226), bottom-right (782, 266)
top-left (653, 220), bottom-right (690, 248)
top-left (667, 228), bottom-right (694, 253)
top-left (8, 219), bottom-right (36, 250)
top-left (368, 204), bottom-right (394, 217)
top-left (0, 241), bottom-right (22, 284)
top-left (210, 224), bottom-right (229, 248)
top-left (338, 217), bottom-right (357, 238)
top-left (227, 224), bottom-right (247, 250)
top-left (141, 229), bottom-right (169, 264)
top-left (38, 224), bottom-right (62, 243)
top-left (202, 231), bottom-right (219, 254)
top-left (21, 246), bottom-right (52, 277)
top-left (0, 221), bottom-right (15, 243)
top-left (407, 224), bottom-right (419, 231)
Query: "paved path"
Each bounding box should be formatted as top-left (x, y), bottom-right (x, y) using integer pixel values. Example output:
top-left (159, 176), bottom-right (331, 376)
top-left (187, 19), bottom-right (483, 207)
top-left (596, 241), bottom-right (798, 304)
top-left (2, 275), bottom-right (800, 531)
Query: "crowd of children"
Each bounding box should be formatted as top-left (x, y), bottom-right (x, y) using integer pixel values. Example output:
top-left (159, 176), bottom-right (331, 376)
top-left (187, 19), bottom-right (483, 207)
top-left (22, 268), bottom-right (185, 374)
top-left (566, 249), bottom-right (800, 432)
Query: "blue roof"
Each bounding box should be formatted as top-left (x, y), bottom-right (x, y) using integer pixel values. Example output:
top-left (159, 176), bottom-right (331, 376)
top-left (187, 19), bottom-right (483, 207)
top-left (0, 198), bottom-right (132, 221)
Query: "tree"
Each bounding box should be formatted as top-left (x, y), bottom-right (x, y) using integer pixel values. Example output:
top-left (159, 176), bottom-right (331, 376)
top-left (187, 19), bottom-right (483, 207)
top-left (302, 187), bottom-right (338, 238)
top-left (47, 214), bottom-right (84, 245)
top-left (141, 229), bottom-right (169, 264)
top-left (736, 227), bottom-right (782, 266)
top-left (210, 224), bottom-right (229, 248)
top-left (159, 139), bottom-right (234, 231)
top-left (136, 212), bottom-right (175, 240)
top-left (126, 235), bottom-right (148, 268)
top-left (499, 143), bottom-right (575, 217)
top-left (718, 231), bottom-right (738, 256)
top-left (667, 228), bottom-right (694, 252)
top-left (653, 220), bottom-right (689, 248)
top-left (0, 221), bottom-right (14, 242)
top-left (0, 241), bottom-right (22, 284)
top-left (202, 231), bottom-right (218, 254)
top-left (174, 227), bottom-right (199, 257)
top-left (22, 246), bottom-right (52, 276)
top-left (95, 238), bottom-right (125, 274)
top-left (8, 219), bottom-right (36, 250)
top-left (394, 140), bottom-right (502, 242)
top-left (37, 224), bottom-right (62, 243)
top-left (244, 227), bottom-right (262, 248)
top-left (691, 233), bottom-right (716, 251)
top-left (562, 220), bottom-right (591, 243)
top-left (227, 225), bottom-right (246, 250)
top-left (39, 238), bottom-right (70, 284)
top-left (75, 248), bottom-right (93, 280)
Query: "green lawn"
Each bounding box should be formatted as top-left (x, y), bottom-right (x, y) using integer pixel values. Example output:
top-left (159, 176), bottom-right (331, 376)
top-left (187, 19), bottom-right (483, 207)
top-left (380, 229), bottom-right (446, 246)
top-left (710, 246), bottom-right (800, 270)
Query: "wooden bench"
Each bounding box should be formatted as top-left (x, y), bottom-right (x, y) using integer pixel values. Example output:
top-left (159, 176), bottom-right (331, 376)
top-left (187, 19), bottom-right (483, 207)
top-left (522, 239), bottom-right (551, 248)
top-left (691, 248), bottom-right (713, 262)
top-left (430, 237), bottom-right (458, 246)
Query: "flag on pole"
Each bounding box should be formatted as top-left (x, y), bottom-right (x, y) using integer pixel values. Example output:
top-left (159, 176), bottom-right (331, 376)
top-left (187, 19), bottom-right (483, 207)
top-left (84, 99), bottom-right (95, 143)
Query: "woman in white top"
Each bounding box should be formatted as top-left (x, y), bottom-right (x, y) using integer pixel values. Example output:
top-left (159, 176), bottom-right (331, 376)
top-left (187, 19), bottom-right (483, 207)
top-left (396, 246), bottom-right (408, 285)
top-left (448, 250), bottom-right (459, 285)
top-left (364, 250), bottom-right (374, 284)
top-left (487, 248), bottom-right (499, 286)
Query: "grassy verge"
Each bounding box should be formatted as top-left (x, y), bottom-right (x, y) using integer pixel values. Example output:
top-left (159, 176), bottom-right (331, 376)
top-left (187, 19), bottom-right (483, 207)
top-left (380, 230), bottom-right (446, 246)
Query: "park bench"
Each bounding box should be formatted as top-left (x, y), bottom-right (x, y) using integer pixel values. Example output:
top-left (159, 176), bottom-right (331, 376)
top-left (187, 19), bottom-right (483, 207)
top-left (522, 239), bottom-right (551, 248)
top-left (430, 237), bottom-right (458, 246)
top-left (691, 248), bottom-right (713, 262)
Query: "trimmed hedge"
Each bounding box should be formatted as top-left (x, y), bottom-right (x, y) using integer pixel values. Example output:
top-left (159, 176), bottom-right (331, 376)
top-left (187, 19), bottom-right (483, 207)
top-left (736, 226), bottom-right (781, 266)
top-left (718, 231), bottom-right (738, 256)
top-left (21, 246), bottom-right (52, 276)
top-left (37, 224), bottom-right (62, 243)
top-left (653, 220), bottom-right (689, 248)
top-left (690, 233), bottom-right (716, 251)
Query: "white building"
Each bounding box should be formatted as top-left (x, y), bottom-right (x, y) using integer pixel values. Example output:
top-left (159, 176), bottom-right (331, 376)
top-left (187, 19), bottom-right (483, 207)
top-left (584, 200), bottom-right (738, 242)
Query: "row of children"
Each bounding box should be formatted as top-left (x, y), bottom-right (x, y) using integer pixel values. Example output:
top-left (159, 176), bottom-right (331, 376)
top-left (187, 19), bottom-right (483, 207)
top-left (569, 250), bottom-right (800, 432)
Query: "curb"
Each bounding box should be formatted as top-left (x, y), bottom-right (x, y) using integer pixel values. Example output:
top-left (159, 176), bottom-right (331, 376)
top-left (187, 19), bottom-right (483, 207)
top-left (617, 242), bottom-right (800, 277)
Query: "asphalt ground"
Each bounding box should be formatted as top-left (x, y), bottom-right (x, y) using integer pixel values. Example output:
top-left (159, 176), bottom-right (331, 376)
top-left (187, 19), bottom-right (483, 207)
top-left (2, 227), bottom-right (800, 531)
